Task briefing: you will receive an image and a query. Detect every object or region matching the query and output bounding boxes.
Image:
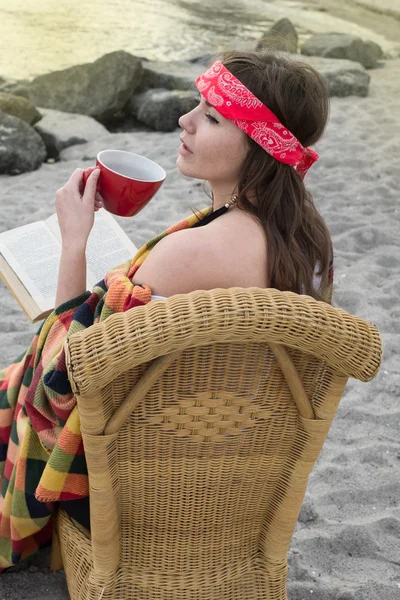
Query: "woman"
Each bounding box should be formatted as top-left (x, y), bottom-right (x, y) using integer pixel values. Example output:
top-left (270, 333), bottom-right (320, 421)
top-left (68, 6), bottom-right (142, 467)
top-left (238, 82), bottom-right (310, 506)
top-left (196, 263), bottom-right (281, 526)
top-left (0, 50), bottom-right (333, 569)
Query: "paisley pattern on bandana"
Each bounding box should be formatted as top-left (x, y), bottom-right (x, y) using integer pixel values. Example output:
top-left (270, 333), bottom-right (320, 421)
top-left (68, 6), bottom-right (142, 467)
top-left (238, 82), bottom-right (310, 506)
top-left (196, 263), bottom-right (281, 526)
top-left (219, 71), bottom-right (264, 109)
top-left (195, 60), bottom-right (319, 179)
top-left (196, 79), bottom-right (210, 94)
top-left (233, 119), bottom-right (248, 132)
top-left (251, 123), bottom-right (299, 158)
top-left (208, 86), bottom-right (224, 106)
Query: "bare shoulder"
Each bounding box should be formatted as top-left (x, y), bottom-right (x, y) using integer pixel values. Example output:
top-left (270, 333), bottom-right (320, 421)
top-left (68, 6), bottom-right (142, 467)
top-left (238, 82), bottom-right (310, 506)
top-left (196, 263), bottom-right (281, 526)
top-left (131, 228), bottom-right (214, 296)
top-left (132, 211), bottom-right (268, 296)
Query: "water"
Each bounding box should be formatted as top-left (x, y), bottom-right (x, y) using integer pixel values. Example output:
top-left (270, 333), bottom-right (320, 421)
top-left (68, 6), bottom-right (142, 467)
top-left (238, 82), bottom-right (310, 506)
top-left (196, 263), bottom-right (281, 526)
top-left (0, 0), bottom-right (276, 80)
top-left (1, 0), bottom-right (398, 82)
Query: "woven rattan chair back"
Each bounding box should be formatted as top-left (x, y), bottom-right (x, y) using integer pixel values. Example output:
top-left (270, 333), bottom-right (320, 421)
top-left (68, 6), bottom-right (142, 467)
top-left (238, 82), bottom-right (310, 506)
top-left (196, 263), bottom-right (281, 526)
top-left (56, 288), bottom-right (382, 600)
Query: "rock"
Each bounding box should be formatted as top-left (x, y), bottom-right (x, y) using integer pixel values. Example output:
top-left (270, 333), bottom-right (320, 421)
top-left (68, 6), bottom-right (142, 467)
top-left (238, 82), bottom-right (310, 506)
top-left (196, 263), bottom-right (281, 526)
top-left (0, 111), bottom-right (47, 175)
top-left (0, 78), bottom-right (31, 98)
top-left (24, 51), bottom-right (143, 125)
top-left (132, 89), bottom-right (199, 131)
top-left (284, 53), bottom-right (370, 97)
top-left (298, 495), bottom-right (319, 523)
top-left (256, 18), bottom-right (298, 53)
top-left (363, 40), bottom-right (385, 67)
top-left (28, 565), bottom-right (40, 573)
top-left (301, 33), bottom-right (383, 69)
top-left (307, 56), bottom-right (370, 97)
top-left (189, 54), bottom-right (217, 67)
top-left (34, 108), bottom-right (110, 159)
top-left (0, 76), bottom-right (17, 91)
top-left (0, 92), bottom-right (42, 125)
top-left (139, 59), bottom-right (205, 92)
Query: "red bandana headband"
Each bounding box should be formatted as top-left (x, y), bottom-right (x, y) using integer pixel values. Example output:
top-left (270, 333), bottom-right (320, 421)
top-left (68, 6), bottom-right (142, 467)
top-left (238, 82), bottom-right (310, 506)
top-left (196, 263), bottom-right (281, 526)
top-left (195, 60), bottom-right (318, 179)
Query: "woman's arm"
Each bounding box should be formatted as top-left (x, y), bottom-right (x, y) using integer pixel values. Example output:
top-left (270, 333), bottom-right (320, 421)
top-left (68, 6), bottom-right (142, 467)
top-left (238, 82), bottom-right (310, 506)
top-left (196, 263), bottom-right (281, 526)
top-left (54, 167), bottom-right (102, 307)
top-left (55, 245), bottom-right (87, 307)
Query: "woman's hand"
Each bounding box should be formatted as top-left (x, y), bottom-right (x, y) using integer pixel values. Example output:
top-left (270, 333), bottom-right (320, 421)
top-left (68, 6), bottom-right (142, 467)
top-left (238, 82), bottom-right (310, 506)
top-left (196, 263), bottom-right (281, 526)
top-left (55, 167), bottom-right (103, 251)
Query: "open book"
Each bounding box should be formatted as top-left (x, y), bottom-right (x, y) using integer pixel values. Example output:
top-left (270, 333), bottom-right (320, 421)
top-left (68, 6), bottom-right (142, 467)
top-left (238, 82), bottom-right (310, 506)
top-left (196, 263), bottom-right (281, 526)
top-left (0, 210), bottom-right (138, 322)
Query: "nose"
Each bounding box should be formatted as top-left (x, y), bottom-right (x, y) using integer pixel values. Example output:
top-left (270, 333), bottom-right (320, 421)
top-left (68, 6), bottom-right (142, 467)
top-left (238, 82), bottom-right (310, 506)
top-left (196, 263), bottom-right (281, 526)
top-left (178, 105), bottom-right (197, 132)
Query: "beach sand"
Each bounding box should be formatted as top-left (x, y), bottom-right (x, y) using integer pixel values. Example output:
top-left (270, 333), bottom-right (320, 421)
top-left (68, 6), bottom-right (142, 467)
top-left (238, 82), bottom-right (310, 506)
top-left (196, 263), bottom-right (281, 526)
top-left (1, 58), bottom-right (400, 599)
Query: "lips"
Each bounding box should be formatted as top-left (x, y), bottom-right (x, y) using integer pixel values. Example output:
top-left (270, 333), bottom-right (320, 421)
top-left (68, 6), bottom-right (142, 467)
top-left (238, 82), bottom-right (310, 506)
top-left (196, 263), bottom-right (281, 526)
top-left (180, 137), bottom-right (192, 153)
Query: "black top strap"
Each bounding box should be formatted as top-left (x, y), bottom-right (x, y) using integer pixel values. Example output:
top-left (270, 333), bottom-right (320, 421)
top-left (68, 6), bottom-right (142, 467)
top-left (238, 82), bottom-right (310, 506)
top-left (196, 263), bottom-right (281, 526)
top-left (192, 205), bottom-right (230, 228)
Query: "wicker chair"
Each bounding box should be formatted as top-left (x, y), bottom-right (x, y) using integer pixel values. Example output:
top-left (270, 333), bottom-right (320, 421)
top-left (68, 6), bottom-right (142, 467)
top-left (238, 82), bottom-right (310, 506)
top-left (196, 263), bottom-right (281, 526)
top-left (52, 288), bottom-right (382, 600)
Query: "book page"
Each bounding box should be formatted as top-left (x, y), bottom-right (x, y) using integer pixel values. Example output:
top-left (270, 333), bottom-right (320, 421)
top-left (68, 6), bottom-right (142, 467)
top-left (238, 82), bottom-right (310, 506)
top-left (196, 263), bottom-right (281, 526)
top-left (46, 210), bottom-right (138, 287)
top-left (0, 221), bottom-right (60, 312)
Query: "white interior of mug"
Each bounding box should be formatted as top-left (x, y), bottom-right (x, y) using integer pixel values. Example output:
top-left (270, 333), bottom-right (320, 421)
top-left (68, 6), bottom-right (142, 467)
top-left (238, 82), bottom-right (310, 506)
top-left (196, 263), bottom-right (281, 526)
top-left (97, 149), bottom-right (166, 182)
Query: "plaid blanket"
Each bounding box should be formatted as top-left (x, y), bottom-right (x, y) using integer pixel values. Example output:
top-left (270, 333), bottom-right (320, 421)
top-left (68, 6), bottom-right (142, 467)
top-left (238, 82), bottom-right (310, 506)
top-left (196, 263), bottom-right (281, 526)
top-left (0, 205), bottom-right (334, 570)
top-left (0, 207), bottom-right (211, 570)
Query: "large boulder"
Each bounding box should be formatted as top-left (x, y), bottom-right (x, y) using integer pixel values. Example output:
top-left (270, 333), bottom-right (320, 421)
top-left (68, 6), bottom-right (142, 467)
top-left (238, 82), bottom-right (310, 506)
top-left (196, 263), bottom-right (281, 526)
top-left (132, 89), bottom-right (199, 131)
top-left (33, 108), bottom-right (110, 159)
top-left (256, 18), bottom-right (298, 53)
top-left (24, 51), bottom-right (144, 125)
top-left (0, 92), bottom-right (42, 126)
top-left (139, 60), bottom-right (205, 92)
top-left (282, 53), bottom-right (370, 97)
top-left (301, 33), bottom-right (383, 69)
top-left (0, 111), bottom-right (47, 175)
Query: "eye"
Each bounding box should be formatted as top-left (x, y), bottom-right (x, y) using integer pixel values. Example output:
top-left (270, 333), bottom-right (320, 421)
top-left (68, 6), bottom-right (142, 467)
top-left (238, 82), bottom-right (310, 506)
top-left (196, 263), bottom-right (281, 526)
top-left (205, 113), bottom-right (219, 124)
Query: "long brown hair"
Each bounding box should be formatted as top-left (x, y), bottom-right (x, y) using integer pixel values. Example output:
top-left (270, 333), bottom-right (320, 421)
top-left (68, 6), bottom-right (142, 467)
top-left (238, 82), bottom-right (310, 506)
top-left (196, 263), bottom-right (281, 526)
top-left (206, 50), bottom-right (332, 302)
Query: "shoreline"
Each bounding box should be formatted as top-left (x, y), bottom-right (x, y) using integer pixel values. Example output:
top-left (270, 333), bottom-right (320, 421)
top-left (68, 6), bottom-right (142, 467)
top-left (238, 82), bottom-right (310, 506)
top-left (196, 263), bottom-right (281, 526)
top-left (303, 0), bottom-right (400, 43)
top-left (0, 0), bottom-right (399, 82)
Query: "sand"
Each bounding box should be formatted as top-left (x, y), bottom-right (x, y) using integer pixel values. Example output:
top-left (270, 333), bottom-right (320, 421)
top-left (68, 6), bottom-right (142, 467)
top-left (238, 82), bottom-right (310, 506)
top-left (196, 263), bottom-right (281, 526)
top-left (1, 58), bottom-right (400, 599)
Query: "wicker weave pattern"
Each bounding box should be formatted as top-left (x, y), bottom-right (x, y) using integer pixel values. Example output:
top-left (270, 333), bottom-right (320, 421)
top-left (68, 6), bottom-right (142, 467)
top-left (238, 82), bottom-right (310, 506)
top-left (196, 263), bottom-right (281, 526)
top-left (58, 510), bottom-right (288, 600)
top-left (147, 390), bottom-right (277, 441)
top-left (57, 289), bottom-right (382, 600)
top-left (65, 288), bottom-right (382, 397)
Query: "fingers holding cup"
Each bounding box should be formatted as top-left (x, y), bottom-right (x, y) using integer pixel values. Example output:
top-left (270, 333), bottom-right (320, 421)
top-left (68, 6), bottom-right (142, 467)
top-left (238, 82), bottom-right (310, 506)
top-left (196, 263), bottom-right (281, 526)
top-left (94, 190), bottom-right (103, 211)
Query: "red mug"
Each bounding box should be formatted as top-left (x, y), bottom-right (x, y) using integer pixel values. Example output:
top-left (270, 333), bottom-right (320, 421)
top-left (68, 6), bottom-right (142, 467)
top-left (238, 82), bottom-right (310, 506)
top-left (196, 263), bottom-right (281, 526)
top-left (82, 149), bottom-right (166, 217)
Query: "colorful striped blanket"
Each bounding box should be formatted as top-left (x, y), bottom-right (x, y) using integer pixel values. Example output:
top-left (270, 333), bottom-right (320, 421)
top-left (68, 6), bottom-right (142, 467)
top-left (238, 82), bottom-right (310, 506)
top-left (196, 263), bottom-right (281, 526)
top-left (0, 207), bottom-right (212, 570)
top-left (0, 205), bottom-right (334, 570)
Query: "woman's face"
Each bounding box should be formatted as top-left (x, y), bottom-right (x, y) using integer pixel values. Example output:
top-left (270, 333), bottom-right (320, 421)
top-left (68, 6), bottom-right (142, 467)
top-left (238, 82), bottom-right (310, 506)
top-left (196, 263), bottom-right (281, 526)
top-left (176, 94), bottom-right (249, 187)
